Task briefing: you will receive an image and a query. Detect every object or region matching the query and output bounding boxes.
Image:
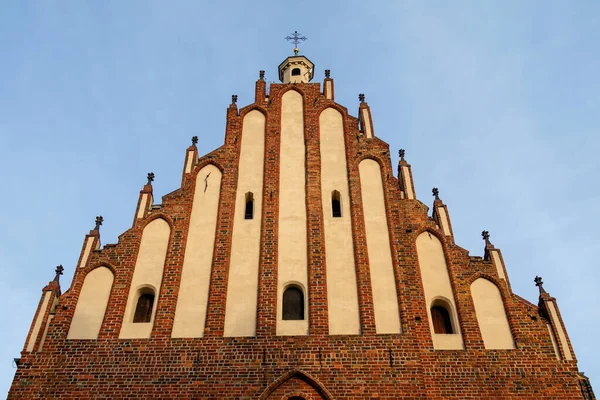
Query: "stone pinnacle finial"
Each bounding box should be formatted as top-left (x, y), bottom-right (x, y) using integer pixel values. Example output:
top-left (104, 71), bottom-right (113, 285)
top-left (259, 70), bottom-right (265, 80)
top-left (432, 187), bottom-right (440, 201)
top-left (147, 172), bottom-right (155, 185)
top-left (232, 95), bottom-right (238, 104)
top-left (359, 93), bottom-right (365, 103)
top-left (399, 149), bottom-right (405, 160)
top-left (482, 230), bottom-right (490, 243)
top-left (325, 69), bottom-right (330, 78)
top-left (534, 276), bottom-right (547, 294)
top-left (191, 136), bottom-right (198, 145)
top-left (53, 265), bottom-right (64, 283)
top-left (94, 216), bottom-right (103, 231)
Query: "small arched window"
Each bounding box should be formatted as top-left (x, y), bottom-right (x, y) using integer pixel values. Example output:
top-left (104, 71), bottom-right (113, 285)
top-left (133, 290), bottom-right (155, 323)
top-left (245, 192), bottom-right (254, 219)
top-left (283, 286), bottom-right (304, 320)
top-left (431, 304), bottom-right (453, 334)
top-left (291, 68), bottom-right (301, 76)
top-left (332, 190), bottom-right (342, 218)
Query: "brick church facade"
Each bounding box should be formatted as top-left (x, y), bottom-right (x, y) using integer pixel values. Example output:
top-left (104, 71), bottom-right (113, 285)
top-left (9, 50), bottom-right (595, 399)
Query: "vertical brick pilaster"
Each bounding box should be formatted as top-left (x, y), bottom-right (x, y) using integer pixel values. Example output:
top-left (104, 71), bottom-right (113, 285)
top-left (304, 89), bottom-right (329, 335)
top-left (256, 84), bottom-right (281, 337)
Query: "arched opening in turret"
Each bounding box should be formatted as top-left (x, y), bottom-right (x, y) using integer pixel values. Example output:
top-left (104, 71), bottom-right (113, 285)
top-left (133, 287), bottom-right (155, 323)
top-left (430, 300), bottom-right (454, 334)
top-left (282, 285), bottom-right (304, 320)
top-left (291, 68), bottom-right (301, 76)
top-left (245, 192), bottom-right (254, 219)
top-left (331, 190), bottom-right (342, 218)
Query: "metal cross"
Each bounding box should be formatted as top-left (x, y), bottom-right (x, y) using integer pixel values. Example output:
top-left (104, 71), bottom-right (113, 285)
top-left (147, 172), bottom-right (155, 185)
top-left (192, 136), bottom-right (198, 145)
top-left (359, 93), bottom-right (365, 103)
top-left (432, 187), bottom-right (440, 200)
top-left (325, 69), bottom-right (330, 78)
top-left (285, 31), bottom-right (307, 55)
top-left (481, 230), bottom-right (490, 241)
top-left (95, 216), bottom-right (104, 230)
top-left (232, 95), bottom-right (238, 104)
top-left (399, 149), bottom-right (405, 160)
top-left (259, 70), bottom-right (265, 80)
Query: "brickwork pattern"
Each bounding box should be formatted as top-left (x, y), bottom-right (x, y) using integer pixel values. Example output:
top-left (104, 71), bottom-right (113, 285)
top-left (10, 77), bottom-right (586, 399)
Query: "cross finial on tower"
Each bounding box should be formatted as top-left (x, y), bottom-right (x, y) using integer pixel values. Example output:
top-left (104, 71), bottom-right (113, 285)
top-left (359, 93), bottom-right (365, 103)
top-left (147, 172), bottom-right (155, 185)
top-left (191, 136), bottom-right (198, 145)
top-left (232, 95), bottom-right (238, 104)
top-left (53, 265), bottom-right (64, 283)
top-left (534, 275), bottom-right (547, 294)
top-left (325, 69), bottom-right (330, 78)
top-left (94, 216), bottom-right (103, 231)
top-left (432, 187), bottom-right (440, 200)
top-left (399, 149), bottom-right (405, 160)
top-left (259, 70), bottom-right (265, 80)
top-left (285, 31), bottom-right (307, 55)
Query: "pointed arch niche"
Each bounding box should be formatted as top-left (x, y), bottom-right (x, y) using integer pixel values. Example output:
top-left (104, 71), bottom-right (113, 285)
top-left (68, 267), bottom-right (114, 339)
top-left (224, 109), bottom-right (265, 337)
top-left (471, 278), bottom-right (515, 349)
top-left (277, 90), bottom-right (309, 336)
top-left (320, 107), bottom-right (359, 335)
top-left (359, 158), bottom-right (400, 334)
top-left (415, 231), bottom-right (464, 349)
top-left (120, 218), bottom-right (170, 339)
top-left (172, 164), bottom-right (222, 338)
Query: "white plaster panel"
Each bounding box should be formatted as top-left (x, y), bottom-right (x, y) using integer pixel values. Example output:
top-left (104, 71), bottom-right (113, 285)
top-left (136, 193), bottom-right (148, 219)
top-left (26, 291), bottom-right (51, 351)
top-left (325, 81), bottom-right (332, 100)
top-left (490, 250), bottom-right (507, 280)
top-left (39, 314), bottom-right (54, 350)
top-left (320, 108), bottom-right (360, 335)
top-left (471, 278), bottom-right (515, 349)
top-left (436, 207), bottom-right (451, 236)
top-left (78, 236), bottom-right (95, 269)
top-left (359, 159), bottom-right (401, 334)
top-left (547, 301), bottom-right (573, 360)
top-left (432, 333), bottom-right (464, 349)
top-left (68, 267), bottom-right (114, 339)
top-left (416, 232), bottom-right (464, 349)
top-left (224, 110), bottom-right (265, 337)
top-left (172, 165), bottom-right (222, 338)
top-left (401, 166), bottom-right (414, 200)
top-left (277, 90), bottom-right (308, 336)
top-left (120, 218), bottom-right (170, 339)
top-left (361, 109), bottom-right (373, 138)
top-left (547, 323), bottom-right (561, 360)
top-left (185, 150), bottom-right (194, 174)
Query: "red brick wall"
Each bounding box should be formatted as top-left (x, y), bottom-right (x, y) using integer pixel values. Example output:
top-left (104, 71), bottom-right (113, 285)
top-left (9, 79), bottom-right (586, 399)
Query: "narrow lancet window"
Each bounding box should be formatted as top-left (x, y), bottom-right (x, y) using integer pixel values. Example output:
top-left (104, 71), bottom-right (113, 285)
top-left (332, 190), bottom-right (342, 218)
top-left (133, 290), bottom-right (155, 323)
top-left (282, 286), bottom-right (304, 320)
top-left (431, 304), bottom-right (453, 334)
top-left (245, 192), bottom-right (254, 220)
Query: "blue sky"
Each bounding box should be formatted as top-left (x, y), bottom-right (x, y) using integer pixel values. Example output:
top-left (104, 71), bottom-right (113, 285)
top-left (1, 1), bottom-right (599, 395)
